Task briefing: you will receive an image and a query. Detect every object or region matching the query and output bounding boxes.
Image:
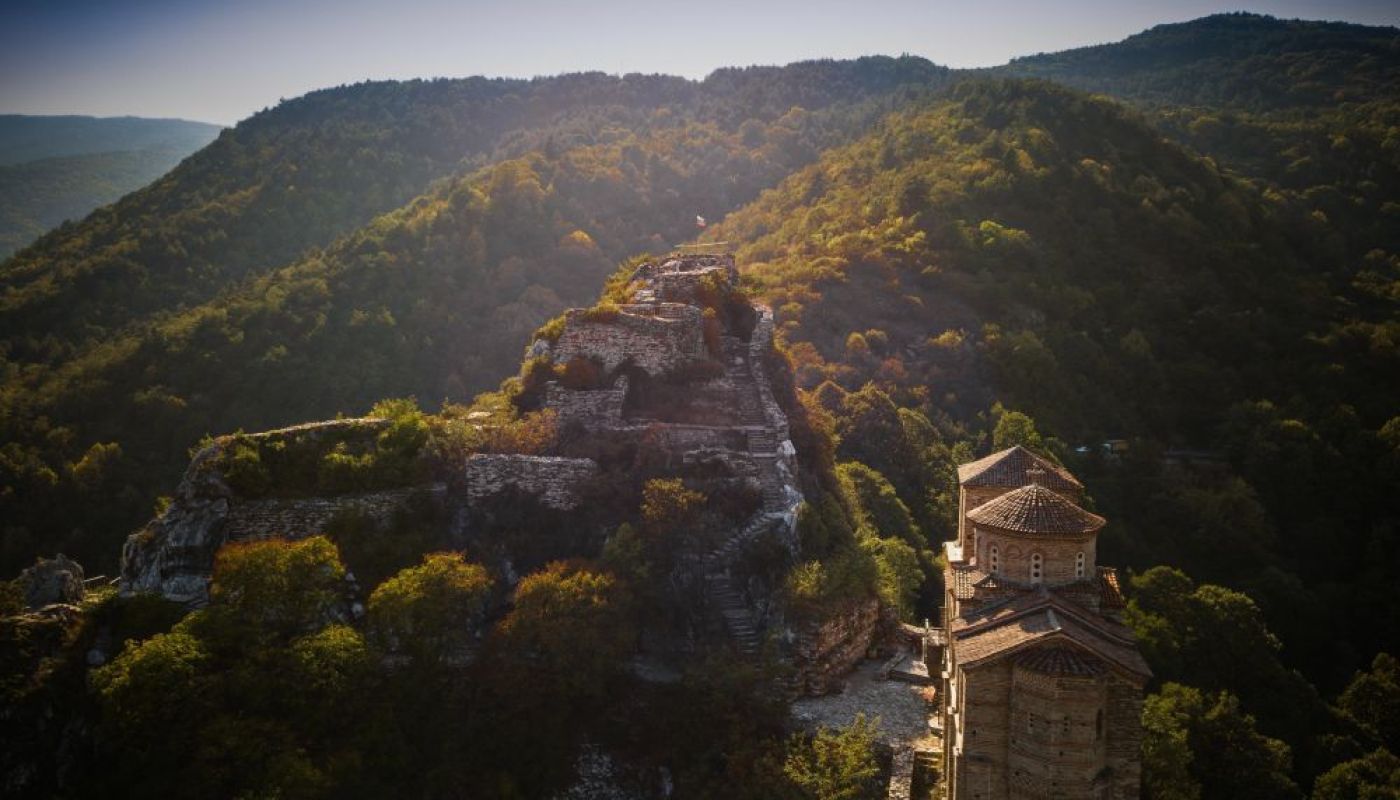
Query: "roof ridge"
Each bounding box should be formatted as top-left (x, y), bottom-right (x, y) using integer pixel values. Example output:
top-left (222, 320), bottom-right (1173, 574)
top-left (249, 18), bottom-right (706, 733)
top-left (957, 445), bottom-right (1083, 491)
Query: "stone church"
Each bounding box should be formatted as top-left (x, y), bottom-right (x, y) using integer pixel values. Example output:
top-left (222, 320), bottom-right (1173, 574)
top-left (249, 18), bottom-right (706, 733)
top-left (940, 446), bottom-right (1149, 799)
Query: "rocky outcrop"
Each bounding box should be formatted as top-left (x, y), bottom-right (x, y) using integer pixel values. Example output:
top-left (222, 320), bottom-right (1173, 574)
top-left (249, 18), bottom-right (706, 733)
top-left (119, 418), bottom-right (427, 605)
top-left (790, 597), bottom-right (883, 695)
top-left (463, 454), bottom-right (598, 510)
top-left (16, 555), bottom-right (85, 609)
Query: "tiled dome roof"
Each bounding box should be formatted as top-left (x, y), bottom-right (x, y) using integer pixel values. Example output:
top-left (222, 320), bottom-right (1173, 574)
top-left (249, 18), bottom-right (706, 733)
top-left (957, 445), bottom-right (1082, 493)
top-left (966, 483), bottom-right (1105, 535)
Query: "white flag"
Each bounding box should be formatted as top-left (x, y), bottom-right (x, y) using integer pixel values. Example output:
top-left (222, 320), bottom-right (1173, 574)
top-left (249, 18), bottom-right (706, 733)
top-left (696, 215), bottom-right (706, 228)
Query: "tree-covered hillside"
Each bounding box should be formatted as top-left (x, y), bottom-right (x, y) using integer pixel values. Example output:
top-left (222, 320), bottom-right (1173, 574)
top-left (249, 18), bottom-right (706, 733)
top-left (0, 58), bottom-right (949, 573)
top-left (0, 115), bottom-right (220, 166)
top-left (4, 15), bottom-right (1400, 797)
top-left (0, 116), bottom-right (222, 257)
top-left (706, 76), bottom-right (1400, 793)
top-left (0, 148), bottom-right (205, 258)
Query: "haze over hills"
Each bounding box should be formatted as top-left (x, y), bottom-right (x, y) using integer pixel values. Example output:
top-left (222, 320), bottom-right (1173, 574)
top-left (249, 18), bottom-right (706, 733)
top-left (0, 116), bottom-right (221, 257)
top-left (2, 12), bottom-right (1400, 799)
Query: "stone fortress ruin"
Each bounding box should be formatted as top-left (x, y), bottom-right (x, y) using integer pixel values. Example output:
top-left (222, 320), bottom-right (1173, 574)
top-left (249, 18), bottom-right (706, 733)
top-left (119, 253), bottom-right (808, 660)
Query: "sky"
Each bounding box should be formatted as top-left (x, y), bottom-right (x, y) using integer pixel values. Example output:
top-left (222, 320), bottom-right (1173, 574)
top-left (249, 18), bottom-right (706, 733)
top-left (1, 0), bottom-right (1397, 125)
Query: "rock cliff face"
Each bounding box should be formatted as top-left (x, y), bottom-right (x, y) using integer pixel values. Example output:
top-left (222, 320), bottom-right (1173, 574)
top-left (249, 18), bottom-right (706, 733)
top-left (17, 555), bottom-right (86, 609)
top-left (118, 418), bottom-right (429, 604)
top-left (789, 597), bottom-right (886, 694)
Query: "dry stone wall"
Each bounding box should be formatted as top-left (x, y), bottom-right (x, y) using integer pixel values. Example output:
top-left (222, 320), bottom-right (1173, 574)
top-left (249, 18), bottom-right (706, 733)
top-left (223, 486), bottom-right (442, 542)
top-left (552, 305), bottom-right (705, 375)
top-left (545, 376), bottom-right (628, 426)
top-left (462, 454), bottom-right (597, 510)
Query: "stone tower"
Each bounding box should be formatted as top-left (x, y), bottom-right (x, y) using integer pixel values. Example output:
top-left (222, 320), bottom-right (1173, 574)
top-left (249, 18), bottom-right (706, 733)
top-left (940, 446), bottom-right (1148, 799)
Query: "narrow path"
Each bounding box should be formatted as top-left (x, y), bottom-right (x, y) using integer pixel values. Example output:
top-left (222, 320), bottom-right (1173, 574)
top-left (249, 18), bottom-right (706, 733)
top-left (704, 308), bottom-right (792, 655)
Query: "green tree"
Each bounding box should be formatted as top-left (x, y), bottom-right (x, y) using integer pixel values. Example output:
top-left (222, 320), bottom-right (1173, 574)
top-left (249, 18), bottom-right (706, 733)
top-left (368, 552), bottom-right (491, 667)
top-left (492, 561), bottom-right (634, 702)
top-left (1141, 683), bottom-right (1300, 800)
top-left (784, 715), bottom-right (883, 800)
top-left (1340, 653), bottom-right (1400, 754)
top-left (1312, 748), bottom-right (1400, 800)
top-left (208, 536), bottom-right (346, 640)
top-left (990, 404), bottom-right (1045, 453)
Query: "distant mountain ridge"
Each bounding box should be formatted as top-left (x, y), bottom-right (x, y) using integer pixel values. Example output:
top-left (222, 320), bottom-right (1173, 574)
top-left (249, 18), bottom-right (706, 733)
top-left (0, 115), bottom-right (221, 257)
top-left (0, 115), bottom-right (221, 166)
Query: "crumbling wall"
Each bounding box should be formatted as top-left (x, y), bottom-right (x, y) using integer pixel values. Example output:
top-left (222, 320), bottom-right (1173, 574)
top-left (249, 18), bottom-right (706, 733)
top-left (463, 454), bottom-right (598, 510)
top-left (653, 265), bottom-right (731, 303)
top-left (545, 376), bottom-right (628, 426)
top-left (223, 486), bottom-right (441, 542)
top-left (553, 306), bottom-right (705, 374)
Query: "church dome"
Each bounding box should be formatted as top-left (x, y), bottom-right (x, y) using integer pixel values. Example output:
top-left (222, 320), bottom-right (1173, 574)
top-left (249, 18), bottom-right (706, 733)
top-left (967, 483), bottom-right (1105, 536)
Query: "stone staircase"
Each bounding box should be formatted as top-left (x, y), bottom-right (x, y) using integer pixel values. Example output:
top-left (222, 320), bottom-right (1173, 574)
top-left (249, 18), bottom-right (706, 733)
top-left (700, 329), bottom-right (795, 655)
top-left (707, 573), bottom-right (762, 655)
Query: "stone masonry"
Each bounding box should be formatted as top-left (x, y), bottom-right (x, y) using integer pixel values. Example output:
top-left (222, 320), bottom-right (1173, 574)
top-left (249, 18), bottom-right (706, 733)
top-left (939, 449), bottom-right (1148, 800)
top-left (551, 303), bottom-right (705, 375)
top-left (462, 454), bottom-right (598, 510)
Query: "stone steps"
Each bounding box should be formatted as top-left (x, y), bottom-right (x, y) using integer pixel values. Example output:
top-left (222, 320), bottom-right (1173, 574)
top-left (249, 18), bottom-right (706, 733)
top-left (707, 573), bottom-right (761, 654)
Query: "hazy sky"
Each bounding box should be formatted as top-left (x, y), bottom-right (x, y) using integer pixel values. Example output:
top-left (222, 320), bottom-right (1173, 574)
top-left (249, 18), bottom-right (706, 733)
top-left (2, 0), bottom-right (1396, 125)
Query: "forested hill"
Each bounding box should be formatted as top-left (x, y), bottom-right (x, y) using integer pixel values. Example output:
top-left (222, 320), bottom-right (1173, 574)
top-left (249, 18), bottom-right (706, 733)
top-left (1001, 12), bottom-right (1400, 111)
top-left (2, 12), bottom-right (1400, 799)
top-left (709, 75), bottom-right (1400, 791)
top-left (0, 116), bottom-right (220, 166)
top-left (0, 116), bottom-right (222, 258)
top-left (0, 58), bottom-right (949, 572)
top-left (0, 63), bottom-right (948, 358)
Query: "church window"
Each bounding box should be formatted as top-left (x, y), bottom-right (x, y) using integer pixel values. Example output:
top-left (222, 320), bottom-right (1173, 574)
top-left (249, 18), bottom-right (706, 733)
top-left (990, 545), bottom-right (1000, 574)
top-left (1075, 551), bottom-right (1086, 579)
top-left (1030, 552), bottom-right (1043, 584)
top-left (1096, 709), bottom-right (1104, 741)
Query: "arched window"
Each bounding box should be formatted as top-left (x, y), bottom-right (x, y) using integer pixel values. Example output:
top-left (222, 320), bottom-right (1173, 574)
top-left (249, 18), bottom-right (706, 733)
top-left (1075, 551), bottom-right (1086, 579)
top-left (1030, 552), bottom-right (1043, 584)
top-left (990, 544), bottom-right (1000, 574)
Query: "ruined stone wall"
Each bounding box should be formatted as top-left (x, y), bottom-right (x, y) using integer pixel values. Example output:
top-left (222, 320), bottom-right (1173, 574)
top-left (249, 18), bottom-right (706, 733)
top-left (653, 266), bottom-right (730, 303)
top-left (790, 597), bottom-right (882, 695)
top-left (463, 454), bottom-right (598, 510)
top-left (553, 306), bottom-right (705, 375)
top-left (634, 423), bottom-right (749, 454)
top-left (545, 376), bottom-right (628, 426)
top-left (749, 310), bottom-right (789, 443)
top-left (223, 486), bottom-right (441, 542)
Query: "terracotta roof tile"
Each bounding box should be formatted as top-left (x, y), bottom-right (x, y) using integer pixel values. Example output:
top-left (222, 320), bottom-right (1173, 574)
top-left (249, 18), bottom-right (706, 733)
top-left (966, 484), bottom-right (1105, 536)
top-left (951, 592), bottom-right (1149, 680)
top-left (1016, 646), bottom-right (1105, 677)
top-left (957, 445), bottom-right (1082, 493)
top-left (1097, 567), bottom-right (1126, 610)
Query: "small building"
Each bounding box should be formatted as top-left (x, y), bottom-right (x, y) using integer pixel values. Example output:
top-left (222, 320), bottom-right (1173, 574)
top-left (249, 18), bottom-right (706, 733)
top-left (940, 447), bottom-right (1149, 799)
